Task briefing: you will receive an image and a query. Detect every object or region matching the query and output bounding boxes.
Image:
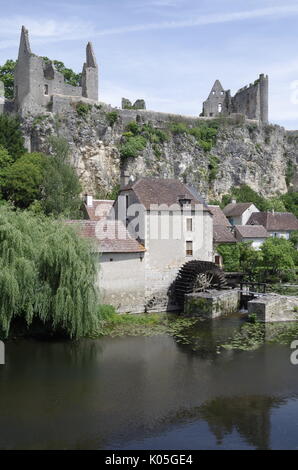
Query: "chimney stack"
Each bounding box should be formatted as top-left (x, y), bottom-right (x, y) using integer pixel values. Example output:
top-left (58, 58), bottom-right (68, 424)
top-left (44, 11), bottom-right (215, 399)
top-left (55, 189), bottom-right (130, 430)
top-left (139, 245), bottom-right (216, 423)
top-left (120, 170), bottom-right (130, 189)
top-left (85, 194), bottom-right (93, 207)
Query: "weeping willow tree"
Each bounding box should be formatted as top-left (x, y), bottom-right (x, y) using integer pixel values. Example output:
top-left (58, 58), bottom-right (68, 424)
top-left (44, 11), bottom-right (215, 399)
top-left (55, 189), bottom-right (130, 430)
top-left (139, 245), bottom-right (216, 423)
top-left (0, 206), bottom-right (98, 338)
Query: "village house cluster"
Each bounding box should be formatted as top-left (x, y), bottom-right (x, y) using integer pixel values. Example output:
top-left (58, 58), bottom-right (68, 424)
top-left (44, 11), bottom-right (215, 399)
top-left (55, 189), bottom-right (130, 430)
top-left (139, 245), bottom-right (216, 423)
top-left (67, 176), bottom-right (298, 314)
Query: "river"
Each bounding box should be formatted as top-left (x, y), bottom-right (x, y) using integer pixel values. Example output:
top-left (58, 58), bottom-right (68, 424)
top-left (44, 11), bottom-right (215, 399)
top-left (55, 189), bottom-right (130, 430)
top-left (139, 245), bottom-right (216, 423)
top-left (1, 314), bottom-right (298, 449)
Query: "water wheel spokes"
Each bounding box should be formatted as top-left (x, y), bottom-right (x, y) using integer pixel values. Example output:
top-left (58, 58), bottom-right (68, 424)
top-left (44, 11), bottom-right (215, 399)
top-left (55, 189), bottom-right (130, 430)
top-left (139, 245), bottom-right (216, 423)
top-left (173, 260), bottom-right (227, 306)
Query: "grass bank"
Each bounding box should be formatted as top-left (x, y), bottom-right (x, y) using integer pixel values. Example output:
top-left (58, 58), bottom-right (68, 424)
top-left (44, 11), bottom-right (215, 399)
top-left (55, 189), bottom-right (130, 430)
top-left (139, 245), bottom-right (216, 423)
top-left (88, 310), bottom-right (199, 339)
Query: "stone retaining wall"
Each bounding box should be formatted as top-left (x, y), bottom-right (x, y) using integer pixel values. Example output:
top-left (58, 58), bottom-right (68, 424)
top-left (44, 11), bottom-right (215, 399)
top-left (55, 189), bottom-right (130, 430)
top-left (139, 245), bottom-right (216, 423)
top-left (184, 290), bottom-right (240, 318)
top-left (248, 295), bottom-right (298, 322)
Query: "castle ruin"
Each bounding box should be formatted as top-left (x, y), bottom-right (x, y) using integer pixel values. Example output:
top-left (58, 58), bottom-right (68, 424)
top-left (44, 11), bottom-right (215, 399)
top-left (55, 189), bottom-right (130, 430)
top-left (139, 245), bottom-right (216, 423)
top-left (201, 75), bottom-right (268, 123)
top-left (0, 26), bottom-right (268, 124)
top-left (2, 26), bottom-right (98, 116)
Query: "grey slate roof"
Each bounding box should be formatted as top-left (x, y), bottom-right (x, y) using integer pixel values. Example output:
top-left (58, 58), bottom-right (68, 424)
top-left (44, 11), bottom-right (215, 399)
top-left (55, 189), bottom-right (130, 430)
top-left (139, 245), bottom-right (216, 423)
top-left (213, 225), bottom-right (237, 244)
top-left (235, 225), bottom-right (269, 239)
top-left (65, 220), bottom-right (145, 253)
top-left (247, 212), bottom-right (298, 231)
top-left (223, 202), bottom-right (254, 217)
top-left (208, 205), bottom-right (231, 226)
top-left (122, 177), bottom-right (210, 212)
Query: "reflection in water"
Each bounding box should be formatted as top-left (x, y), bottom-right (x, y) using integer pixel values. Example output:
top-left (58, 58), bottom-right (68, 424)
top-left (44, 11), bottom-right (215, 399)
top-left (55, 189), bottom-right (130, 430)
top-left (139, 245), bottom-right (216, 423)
top-left (198, 395), bottom-right (284, 450)
top-left (1, 316), bottom-right (298, 449)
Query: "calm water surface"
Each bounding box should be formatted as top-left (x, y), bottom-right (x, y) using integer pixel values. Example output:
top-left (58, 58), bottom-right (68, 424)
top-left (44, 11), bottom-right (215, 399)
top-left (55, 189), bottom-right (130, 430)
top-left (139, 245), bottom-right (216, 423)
top-left (1, 314), bottom-right (298, 450)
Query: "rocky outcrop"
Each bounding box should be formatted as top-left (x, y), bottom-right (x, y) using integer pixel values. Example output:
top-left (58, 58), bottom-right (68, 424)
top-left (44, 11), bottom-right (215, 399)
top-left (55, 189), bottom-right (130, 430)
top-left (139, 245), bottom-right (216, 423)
top-left (21, 106), bottom-right (298, 200)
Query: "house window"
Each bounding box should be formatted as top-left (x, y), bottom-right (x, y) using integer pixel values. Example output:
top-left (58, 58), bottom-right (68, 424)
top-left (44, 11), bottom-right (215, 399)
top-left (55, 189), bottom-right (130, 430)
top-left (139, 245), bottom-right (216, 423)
top-left (44, 84), bottom-right (49, 95)
top-left (186, 240), bottom-right (193, 256)
top-left (186, 218), bottom-right (193, 231)
top-left (218, 103), bottom-right (222, 113)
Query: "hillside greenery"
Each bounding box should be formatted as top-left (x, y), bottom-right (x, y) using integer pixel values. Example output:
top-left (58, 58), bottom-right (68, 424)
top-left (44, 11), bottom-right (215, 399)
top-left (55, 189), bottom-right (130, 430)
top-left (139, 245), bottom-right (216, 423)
top-left (0, 119), bottom-right (82, 217)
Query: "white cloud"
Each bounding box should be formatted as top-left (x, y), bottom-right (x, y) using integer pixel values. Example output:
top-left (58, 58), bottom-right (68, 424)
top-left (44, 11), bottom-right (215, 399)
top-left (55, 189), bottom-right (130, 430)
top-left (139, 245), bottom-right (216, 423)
top-left (95, 5), bottom-right (298, 36)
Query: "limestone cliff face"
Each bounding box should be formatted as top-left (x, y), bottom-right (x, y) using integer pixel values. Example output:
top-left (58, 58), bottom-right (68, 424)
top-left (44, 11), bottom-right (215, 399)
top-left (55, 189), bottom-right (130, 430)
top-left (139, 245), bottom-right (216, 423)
top-left (21, 106), bottom-right (298, 200)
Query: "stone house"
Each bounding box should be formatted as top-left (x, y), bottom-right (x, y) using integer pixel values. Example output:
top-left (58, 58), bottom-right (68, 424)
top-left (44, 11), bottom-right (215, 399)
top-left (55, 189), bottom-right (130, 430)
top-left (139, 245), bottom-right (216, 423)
top-left (247, 211), bottom-right (298, 240)
top-left (113, 177), bottom-right (213, 312)
top-left (71, 177), bottom-right (213, 313)
top-left (234, 225), bottom-right (269, 249)
top-left (223, 202), bottom-right (260, 226)
top-left (208, 205), bottom-right (236, 266)
top-left (66, 219), bottom-right (146, 313)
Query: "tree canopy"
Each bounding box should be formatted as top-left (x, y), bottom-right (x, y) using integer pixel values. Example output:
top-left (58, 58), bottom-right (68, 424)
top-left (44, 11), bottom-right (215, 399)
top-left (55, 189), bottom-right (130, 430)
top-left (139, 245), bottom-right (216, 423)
top-left (0, 114), bottom-right (26, 159)
top-left (217, 237), bottom-right (298, 282)
top-left (0, 206), bottom-right (98, 338)
top-left (0, 60), bottom-right (15, 99)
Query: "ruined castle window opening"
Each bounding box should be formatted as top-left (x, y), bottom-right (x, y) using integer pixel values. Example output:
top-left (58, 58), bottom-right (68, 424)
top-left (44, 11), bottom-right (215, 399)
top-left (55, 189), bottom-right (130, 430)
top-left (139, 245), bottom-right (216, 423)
top-left (44, 84), bottom-right (49, 95)
top-left (186, 218), bottom-right (193, 232)
top-left (221, 91), bottom-right (224, 95)
top-left (218, 103), bottom-right (222, 113)
top-left (212, 91), bottom-right (215, 95)
top-left (186, 240), bottom-right (193, 257)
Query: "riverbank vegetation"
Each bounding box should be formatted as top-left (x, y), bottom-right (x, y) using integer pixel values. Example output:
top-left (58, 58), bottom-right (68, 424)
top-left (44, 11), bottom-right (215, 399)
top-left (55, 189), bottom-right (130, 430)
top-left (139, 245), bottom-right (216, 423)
top-left (89, 308), bottom-right (198, 340)
top-left (0, 206), bottom-right (98, 339)
top-left (218, 236), bottom-right (298, 282)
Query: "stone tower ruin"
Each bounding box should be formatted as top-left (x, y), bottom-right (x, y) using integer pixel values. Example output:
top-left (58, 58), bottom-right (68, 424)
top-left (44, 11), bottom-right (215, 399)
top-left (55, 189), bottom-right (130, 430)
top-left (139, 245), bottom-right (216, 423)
top-left (202, 74), bottom-right (269, 124)
top-left (14, 26), bottom-right (99, 115)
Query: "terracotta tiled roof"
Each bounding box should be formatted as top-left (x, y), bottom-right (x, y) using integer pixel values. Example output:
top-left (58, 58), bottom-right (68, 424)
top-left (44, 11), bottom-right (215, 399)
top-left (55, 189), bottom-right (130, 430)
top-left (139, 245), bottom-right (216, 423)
top-left (213, 225), bottom-right (236, 244)
top-left (84, 199), bottom-right (114, 221)
top-left (223, 202), bottom-right (255, 217)
top-left (65, 220), bottom-right (145, 253)
top-left (235, 225), bottom-right (269, 238)
top-left (208, 205), bottom-right (230, 226)
top-left (121, 177), bottom-right (210, 211)
top-left (247, 212), bottom-right (298, 231)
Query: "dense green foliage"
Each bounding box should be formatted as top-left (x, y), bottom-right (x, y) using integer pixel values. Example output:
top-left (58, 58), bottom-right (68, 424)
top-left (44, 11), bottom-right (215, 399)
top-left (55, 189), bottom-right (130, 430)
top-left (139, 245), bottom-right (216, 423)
top-left (42, 58), bottom-right (82, 86)
top-left (0, 206), bottom-right (98, 338)
top-left (281, 192), bottom-right (298, 218)
top-left (218, 238), bottom-right (298, 282)
top-left (1, 152), bottom-right (46, 208)
top-left (106, 111), bottom-right (118, 126)
top-left (169, 120), bottom-right (219, 152)
top-left (76, 102), bottom-right (92, 118)
top-left (0, 60), bottom-right (15, 99)
top-left (208, 155), bottom-right (220, 183)
top-left (41, 136), bottom-right (82, 217)
top-left (0, 127), bottom-right (82, 217)
top-left (119, 121), bottom-right (170, 160)
top-left (0, 114), bottom-right (26, 159)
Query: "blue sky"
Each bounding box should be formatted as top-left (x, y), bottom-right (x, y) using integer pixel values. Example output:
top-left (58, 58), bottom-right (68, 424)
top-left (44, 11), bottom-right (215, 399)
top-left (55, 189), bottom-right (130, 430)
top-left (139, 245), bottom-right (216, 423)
top-left (1, 0), bottom-right (298, 128)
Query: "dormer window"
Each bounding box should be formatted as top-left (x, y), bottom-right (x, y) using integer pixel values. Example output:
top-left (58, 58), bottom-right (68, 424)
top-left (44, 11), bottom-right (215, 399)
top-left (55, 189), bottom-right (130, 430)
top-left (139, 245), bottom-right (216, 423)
top-left (178, 195), bottom-right (192, 206)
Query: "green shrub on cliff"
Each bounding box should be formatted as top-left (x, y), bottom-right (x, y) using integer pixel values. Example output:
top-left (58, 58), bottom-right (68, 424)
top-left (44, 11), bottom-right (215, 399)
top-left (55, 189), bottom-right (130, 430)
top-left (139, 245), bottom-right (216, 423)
top-left (0, 114), bottom-right (26, 160)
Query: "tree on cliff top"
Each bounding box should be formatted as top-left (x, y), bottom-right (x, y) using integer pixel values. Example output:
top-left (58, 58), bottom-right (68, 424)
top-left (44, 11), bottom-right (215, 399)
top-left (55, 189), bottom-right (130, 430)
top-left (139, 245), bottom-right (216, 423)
top-left (0, 60), bottom-right (15, 99)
